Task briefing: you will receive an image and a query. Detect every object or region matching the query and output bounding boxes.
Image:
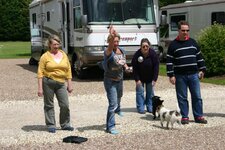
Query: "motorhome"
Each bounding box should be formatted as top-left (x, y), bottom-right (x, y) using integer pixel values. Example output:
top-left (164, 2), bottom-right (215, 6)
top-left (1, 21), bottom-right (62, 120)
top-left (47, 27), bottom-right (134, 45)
top-left (159, 0), bottom-right (225, 60)
top-left (29, 0), bottom-right (160, 78)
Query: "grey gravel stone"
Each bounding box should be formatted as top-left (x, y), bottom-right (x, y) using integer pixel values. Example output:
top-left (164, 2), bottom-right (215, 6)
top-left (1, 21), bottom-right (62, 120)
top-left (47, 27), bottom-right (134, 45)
top-left (0, 59), bottom-right (225, 150)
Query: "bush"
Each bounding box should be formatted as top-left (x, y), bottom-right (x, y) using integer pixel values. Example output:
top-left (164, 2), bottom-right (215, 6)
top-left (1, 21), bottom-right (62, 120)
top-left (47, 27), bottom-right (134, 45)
top-left (0, 0), bottom-right (30, 41)
top-left (197, 24), bottom-right (225, 77)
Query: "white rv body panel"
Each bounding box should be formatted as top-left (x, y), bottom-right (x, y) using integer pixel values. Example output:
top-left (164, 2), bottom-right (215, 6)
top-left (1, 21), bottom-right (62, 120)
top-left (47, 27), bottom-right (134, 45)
top-left (73, 27), bottom-right (158, 46)
top-left (160, 0), bottom-right (225, 60)
top-left (29, 0), bottom-right (160, 78)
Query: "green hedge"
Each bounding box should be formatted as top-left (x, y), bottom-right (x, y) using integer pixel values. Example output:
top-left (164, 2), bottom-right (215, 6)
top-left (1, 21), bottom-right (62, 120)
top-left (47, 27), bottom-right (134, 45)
top-left (0, 0), bottom-right (187, 41)
top-left (0, 0), bottom-right (31, 41)
top-left (197, 24), bottom-right (225, 77)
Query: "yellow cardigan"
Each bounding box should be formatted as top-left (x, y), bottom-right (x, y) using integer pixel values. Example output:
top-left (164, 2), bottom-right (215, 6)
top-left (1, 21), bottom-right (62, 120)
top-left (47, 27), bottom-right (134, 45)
top-left (37, 50), bottom-right (72, 83)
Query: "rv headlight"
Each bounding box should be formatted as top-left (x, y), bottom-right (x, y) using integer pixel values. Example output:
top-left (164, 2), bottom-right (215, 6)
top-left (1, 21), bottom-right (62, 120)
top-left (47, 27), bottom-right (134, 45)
top-left (151, 45), bottom-right (159, 54)
top-left (31, 41), bottom-right (42, 46)
top-left (151, 45), bottom-right (158, 51)
top-left (84, 46), bottom-right (104, 52)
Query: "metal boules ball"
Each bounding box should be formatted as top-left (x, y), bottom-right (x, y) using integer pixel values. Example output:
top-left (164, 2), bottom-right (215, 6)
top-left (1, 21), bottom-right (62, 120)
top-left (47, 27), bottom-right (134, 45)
top-left (138, 56), bottom-right (144, 63)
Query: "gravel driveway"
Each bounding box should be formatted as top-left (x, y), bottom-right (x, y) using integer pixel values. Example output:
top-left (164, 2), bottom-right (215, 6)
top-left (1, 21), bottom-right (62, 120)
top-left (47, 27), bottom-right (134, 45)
top-left (0, 59), bottom-right (225, 150)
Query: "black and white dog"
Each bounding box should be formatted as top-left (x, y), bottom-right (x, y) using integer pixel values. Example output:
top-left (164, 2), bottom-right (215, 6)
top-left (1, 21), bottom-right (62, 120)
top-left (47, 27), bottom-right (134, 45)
top-left (152, 96), bottom-right (164, 119)
top-left (157, 104), bottom-right (181, 129)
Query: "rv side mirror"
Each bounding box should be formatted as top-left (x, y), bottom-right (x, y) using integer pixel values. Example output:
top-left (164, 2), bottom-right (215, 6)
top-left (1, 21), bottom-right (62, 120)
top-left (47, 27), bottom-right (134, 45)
top-left (160, 15), bottom-right (167, 26)
top-left (81, 15), bottom-right (88, 27)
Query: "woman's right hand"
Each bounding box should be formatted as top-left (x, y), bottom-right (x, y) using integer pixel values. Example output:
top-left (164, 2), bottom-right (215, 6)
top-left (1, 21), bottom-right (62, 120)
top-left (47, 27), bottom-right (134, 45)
top-left (38, 89), bottom-right (43, 97)
top-left (169, 76), bottom-right (176, 85)
top-left (109, 25), bottom-right (115, 35)
top-left (136, 80), bottom-right (142, 86)
top-left (38, 78), bottom-right (43, 97)
top-left (106, 25), bottom-right (117, 56)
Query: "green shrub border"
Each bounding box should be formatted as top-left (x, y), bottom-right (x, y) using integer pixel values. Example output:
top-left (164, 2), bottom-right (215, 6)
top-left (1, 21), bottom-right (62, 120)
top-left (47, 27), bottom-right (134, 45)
top-left (197, 23), bottom-right (225, 77)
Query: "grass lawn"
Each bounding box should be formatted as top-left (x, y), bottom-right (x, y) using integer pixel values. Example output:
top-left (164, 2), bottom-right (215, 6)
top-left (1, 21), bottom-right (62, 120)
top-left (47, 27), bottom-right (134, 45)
top-left (159, 63), bottom-right (167, 76)
top-left (159, 63), bottom-right (225, 86)
top-left (0, 41), bottom-right (224, 86)
top-left (0, 41), bottom-right (31, 58)
top-left (202, 76), bottom-right (225, 85)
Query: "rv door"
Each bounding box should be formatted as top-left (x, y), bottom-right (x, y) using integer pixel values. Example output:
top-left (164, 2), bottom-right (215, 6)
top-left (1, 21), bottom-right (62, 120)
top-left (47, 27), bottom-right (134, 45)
top-left (60, 1), bottom-right (70, 53)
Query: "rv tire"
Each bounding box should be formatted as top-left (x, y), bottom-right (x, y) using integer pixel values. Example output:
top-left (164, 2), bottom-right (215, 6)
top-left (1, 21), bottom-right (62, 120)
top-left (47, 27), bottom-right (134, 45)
top-left (29, 57), bottom-right (38, 66)
top-left (76, 69), bottom-right (87, 79)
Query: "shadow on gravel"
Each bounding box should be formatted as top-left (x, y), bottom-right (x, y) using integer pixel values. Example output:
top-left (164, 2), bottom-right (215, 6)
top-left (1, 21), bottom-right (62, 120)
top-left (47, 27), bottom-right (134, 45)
top-left (22, 125), bottom-right (47, 132)
top-left (72, 67), bottom-right (133, 82)
top-left (73, 75), bottom-right (133, 83)
top-left (152, 124), bottom-right (181, 130)
top-left (17, 64), bottom-right (38, 74)
top-left (121, 107), bottom-right (137, 113)
top-left (76, 124), bottom-right (105, 132)
top-left (204, 112), bottom-right (225, 118)
top-left (141, 114), bottom-right (155, 121)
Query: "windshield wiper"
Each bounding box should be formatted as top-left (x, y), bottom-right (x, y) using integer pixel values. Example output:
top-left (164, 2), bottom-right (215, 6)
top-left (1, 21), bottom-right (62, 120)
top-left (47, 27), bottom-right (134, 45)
top-left (107, 8), bottom-right (116, 29)
top-left (128, 8), bottom-right (141, 29)
top-left (121, 1), bottom-right (125, 24)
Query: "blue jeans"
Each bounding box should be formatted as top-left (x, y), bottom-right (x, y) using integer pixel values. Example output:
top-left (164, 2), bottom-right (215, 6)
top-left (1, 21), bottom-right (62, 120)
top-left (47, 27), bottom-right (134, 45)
top-left (136, 82), bottom-right (154, 113)
top-left (175, 73), bottom-right (203, 119)
top-left (104, 78), bottom-right (123, 131)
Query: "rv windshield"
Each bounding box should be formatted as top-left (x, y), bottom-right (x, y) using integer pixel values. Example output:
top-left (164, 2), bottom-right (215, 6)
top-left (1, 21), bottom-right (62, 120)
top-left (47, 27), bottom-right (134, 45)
top-left (84, 0), bottom-right (155, 25)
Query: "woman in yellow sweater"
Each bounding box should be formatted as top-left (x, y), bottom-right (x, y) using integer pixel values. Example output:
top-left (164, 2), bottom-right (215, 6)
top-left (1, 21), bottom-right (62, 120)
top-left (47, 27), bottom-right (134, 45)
top-left (37, 35), bottom-right (74, 133)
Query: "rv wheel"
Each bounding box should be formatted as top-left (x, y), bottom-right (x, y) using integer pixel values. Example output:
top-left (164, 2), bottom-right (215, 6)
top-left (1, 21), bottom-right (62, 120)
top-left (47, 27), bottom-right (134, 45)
top-left (158, 47), bottom-right (166, 62)
top-left (29, 57), bottom-right (38, 66)
top-left (76, 69), bottom-right (87, 79)
top-left (73, 57), bottom-right (88, 79)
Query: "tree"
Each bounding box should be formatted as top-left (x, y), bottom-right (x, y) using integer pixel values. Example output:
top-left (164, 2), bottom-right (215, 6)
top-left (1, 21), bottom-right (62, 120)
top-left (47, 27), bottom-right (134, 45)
top-left (0, 0), bottom-right (186, 41)
top-left (159, 0), bottom-right (186, 7)
top-left (0, 0), bottom-right (32, 41)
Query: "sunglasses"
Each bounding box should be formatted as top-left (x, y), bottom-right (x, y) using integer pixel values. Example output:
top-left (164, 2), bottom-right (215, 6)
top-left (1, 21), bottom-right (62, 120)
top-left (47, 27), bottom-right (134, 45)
top-left (181, 30), bottom-right (190, 32)
top-left (142, 45), bottom-right (149, 48)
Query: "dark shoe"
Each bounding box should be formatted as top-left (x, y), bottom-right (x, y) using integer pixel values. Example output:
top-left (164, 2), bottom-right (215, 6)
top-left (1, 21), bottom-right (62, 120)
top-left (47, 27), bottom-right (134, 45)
top-left (181, 118), bottom-right (189, 125)
top-left (195, 117), bottom-right (207, 124)
top-left (48, 128), bottom-right (56, 133)
top-left (62, 126), bottom-right (74, 131)
top-left (138, 110), bottom-right (146, 114)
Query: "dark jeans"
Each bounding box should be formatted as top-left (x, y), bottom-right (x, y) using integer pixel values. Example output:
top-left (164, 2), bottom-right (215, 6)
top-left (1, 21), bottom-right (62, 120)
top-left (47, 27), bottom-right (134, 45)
top-left (175, 73), bottom-right (204, 119)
